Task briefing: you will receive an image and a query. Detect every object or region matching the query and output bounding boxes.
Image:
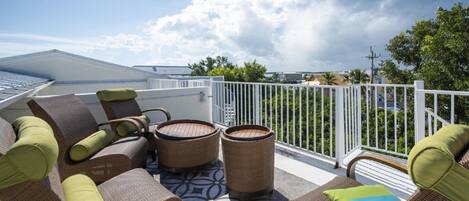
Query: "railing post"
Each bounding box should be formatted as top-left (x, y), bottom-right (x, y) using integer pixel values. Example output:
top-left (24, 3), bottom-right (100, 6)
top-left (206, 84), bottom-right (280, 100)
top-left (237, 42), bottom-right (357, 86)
top-left (414, 80), bottom-right (425, 142)
top-left (356, 85), bottom-right (362, 149)
top-left (255, 84), bottom-right (260, 124)
top-left (335, 87), bottom-right (345, 168)
top-left (208, 78), bottom-right (214, 123)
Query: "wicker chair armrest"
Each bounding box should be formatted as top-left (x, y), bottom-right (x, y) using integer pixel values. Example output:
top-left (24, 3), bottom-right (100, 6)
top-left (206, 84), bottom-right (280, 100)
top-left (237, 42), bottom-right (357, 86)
top-left (347, 152), bottom-right (408, 179)
top-left (126, 116), bottom-right (149, 134)
top-left (142, 108), bottom-right (171, 121)
top-left (97, 118), bottom-right (144, 135)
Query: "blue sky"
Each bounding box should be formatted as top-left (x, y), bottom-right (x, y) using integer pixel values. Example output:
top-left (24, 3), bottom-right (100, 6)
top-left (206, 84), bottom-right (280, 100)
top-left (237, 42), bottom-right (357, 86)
top-left (0, 0), bottom-right (465, 72)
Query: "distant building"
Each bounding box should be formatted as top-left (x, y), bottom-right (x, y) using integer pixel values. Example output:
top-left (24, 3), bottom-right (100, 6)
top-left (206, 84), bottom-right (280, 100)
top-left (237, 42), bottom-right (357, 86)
top-left (132, 65), bottom-right (191, 76)
top-left (265, 72), bottom-right (303, 83)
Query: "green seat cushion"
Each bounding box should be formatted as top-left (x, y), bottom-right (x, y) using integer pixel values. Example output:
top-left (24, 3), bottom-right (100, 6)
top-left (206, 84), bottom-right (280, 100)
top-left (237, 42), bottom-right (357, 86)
top-left (115, 115), bottom-right (150, 137)
top-left (323, 185), bottom-right (399, 201)
top-left (407, 124), bottom-right (469, 201)
top-left (96, 88), bottom-right (137, 102)
top-left (69, 129), bottom-right (116, 162)
top-left (62, 174), bottom-right (104, 201)
top-left (0, 116), bottom-right (58, 188)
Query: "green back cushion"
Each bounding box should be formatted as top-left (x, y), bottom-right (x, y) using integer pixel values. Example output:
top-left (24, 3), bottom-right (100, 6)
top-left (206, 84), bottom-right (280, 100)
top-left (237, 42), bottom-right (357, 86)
top-left (115, 115), bottom-right (149, 137)
top-left (69, 129), bottom-right (116, 161)
top-left (323, 185), bottom-right (399, 201)
top-left (0, 116), bottom-right (58, 188)
top-left (96, 88), bottom-right (137, 102)
top-left (408, 124), bottom-right (469, 201)
top-left (62, 174), bottom-right (104, 201)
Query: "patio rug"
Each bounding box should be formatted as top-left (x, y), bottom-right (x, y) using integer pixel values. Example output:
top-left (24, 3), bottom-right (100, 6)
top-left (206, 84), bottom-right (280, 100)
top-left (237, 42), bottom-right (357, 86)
top-left (146, 158), bottom-right (317, 201)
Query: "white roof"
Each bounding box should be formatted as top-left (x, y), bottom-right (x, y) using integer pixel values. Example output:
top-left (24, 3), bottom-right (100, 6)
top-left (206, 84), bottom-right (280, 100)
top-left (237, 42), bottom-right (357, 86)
top-left (0, 70), bottom-right (51, 110)
top-left (0, 49), bottom-right (166, 83)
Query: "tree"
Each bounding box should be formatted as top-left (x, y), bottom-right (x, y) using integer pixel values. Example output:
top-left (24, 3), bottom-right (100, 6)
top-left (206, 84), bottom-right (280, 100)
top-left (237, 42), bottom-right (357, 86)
top-left (384, 3), bottom-right (469, 123)
top-left (207, 67), bottom-right (243, 81)
top-left (188, 56), bottom-right (235, 76)
top-left (379, 60), bottom-right (415, 84)
top-left (349, 69), bottom-right (370, 84)
top-left (384, 3), bottom-right (469, 91)
top-left (242, 60), bottom-right (267, 82)
top-left (322, 72), bottom-right (336, 85)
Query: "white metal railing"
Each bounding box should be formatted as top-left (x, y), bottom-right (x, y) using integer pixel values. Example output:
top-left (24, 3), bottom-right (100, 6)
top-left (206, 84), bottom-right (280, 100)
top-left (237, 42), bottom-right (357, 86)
top-left (148, 79), bottom-right (207, 89)
top-left (417, 89), bottom-right (469, 137)
top-left (211, 80), bottom-right (469, 167)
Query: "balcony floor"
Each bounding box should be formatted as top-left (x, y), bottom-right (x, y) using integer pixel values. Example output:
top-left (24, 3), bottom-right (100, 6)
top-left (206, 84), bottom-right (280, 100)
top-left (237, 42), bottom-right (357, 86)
top-left (146, 142), bottom-right (415, 201)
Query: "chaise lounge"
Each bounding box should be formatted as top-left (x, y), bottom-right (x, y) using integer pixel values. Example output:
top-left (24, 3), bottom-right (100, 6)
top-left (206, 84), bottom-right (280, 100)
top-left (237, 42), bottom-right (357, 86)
top-left (0, 116), bottom-right (180, 201)
top-left (294, 124), bottom-right (469, 201)
top-left (28, 94), bottom-right (149, 183)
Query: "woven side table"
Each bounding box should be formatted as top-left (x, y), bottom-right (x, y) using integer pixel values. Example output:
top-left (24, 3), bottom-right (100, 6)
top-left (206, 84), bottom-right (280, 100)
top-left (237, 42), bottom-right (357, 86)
top-left (155, 119), bottom-right (219, 172)
top-left (222, 125), bottom-right (274, 199)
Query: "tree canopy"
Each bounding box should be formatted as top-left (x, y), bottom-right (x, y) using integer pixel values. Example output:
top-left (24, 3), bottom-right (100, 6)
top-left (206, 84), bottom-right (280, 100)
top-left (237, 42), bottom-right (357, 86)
top-left (349, 69), bottom-right (370, 84)
top-left (381, 3), bottom-right (469, 91)
top-left (322, 72), bottom-right (336, 85)
top-left (190, 56), bottom-right (266, 82)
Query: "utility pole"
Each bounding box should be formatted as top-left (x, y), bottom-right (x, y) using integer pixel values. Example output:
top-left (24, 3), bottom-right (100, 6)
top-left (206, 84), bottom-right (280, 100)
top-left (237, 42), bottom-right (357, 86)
top-left (366, 46), bottom-right (380, 83)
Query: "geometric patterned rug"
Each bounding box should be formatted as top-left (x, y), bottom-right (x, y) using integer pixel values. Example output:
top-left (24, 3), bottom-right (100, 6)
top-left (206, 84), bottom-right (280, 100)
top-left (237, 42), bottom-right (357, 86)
top-left (146, 158), bottom-right (316, 201)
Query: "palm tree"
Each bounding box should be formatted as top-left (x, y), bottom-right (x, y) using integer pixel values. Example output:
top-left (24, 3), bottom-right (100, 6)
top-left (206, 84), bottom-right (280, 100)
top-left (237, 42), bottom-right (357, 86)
top-left (322, 72), bottom-right (336, 85)
top-left (350, 69), bottom-right (370, 84)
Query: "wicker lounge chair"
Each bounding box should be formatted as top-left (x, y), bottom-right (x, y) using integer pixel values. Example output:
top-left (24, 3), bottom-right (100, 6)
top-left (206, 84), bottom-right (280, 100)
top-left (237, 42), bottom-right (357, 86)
top-left (0, 116), bottom-right (180, 201)
top-left (28, 94), bottom-right (149, 183)
top-left (294, 125), bottom-right (469, 201)
top-left (96, 88), bottom-right (171, 160)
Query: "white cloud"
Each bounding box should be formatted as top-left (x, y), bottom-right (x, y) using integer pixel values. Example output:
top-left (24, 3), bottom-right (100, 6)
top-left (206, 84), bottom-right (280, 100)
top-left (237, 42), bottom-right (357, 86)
top-left (0, 0), bottom-right (443, 71)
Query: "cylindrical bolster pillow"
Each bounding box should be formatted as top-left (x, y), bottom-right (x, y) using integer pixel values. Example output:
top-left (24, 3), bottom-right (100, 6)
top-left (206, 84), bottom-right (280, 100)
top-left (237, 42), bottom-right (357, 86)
top-left (96, 88), bottom-right (137, 102)
top-left (62, 174), bottom-right (104, 201)
top-left (116, 115), bottom-right (149, 137)
top-left (0, 116), bottom-right (58, 188)
top-left (69, 130), bottom-right (116, 161)
top-left (408, 124), bottom-right (469, 201)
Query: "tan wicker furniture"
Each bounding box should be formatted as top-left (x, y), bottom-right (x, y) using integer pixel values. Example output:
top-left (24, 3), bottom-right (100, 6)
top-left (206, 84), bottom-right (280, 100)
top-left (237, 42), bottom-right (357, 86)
top-left (222, 125), bottom-right (275, 199)
top-left (28, 94), bottom-right (148, 183)
top-left (0, 117), bottom-right (180, 201)
top-left (155, 119), bottom-right (219, 172)
top-left (97, 88), bottom-right (171, 161)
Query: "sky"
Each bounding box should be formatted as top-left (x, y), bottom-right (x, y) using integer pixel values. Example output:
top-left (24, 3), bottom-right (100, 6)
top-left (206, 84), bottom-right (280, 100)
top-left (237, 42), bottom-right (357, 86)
top-left (0, 0), bottom-right (465, 72)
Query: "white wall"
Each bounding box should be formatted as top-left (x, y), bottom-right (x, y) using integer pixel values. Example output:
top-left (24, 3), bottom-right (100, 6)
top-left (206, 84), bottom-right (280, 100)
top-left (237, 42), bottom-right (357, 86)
top-left (0, 87), bottom-right (212, 124)
top-left (38, 82), bottom-right (148, 95)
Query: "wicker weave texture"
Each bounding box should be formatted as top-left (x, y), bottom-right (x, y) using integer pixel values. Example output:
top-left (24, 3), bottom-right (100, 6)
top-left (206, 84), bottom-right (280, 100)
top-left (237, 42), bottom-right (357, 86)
top-left (155, 131), bottom-right (220, 171)
top-left (222, 129), bottom-right (274, 195)
top-left (28, 95), bottom-right (148, 183)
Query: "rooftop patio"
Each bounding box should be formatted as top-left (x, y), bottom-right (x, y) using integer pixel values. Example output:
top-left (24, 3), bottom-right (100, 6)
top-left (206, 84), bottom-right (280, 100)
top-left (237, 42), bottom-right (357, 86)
top-left (1, 79), bottom-right (468, 201)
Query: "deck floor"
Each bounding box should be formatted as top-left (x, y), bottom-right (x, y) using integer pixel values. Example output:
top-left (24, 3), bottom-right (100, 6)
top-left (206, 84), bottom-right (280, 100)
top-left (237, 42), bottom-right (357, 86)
top-left (147, 143), bottom-right (415, 200)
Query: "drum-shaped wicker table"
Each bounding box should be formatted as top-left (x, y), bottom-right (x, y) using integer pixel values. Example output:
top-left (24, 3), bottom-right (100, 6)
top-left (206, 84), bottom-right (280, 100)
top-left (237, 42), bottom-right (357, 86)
top-left (222, 125), bottom-right (274, 199)
top-left (155, 119), bottom-right (220, 172)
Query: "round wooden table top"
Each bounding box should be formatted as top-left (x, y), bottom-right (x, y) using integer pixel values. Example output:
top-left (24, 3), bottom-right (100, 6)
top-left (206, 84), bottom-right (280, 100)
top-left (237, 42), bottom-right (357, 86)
top-left (224, 125), bottom-right (273, 141)
top-left (156, 119), bottom-right (218, 140)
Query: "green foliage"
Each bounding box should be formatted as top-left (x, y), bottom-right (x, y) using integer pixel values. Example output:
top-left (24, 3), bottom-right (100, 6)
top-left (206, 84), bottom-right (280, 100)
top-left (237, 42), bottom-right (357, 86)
top-left (322, 72), bottom-right (337, 85)
top-left (384, 3), bottom-right (469, 91)
top-left (191, 56), bottom-right (267, 82)
top-left (242, 60), bottom-right (267, 82)
top-left (384, 3), bottom-right (469, 123)
top-left (379, 60), bottom-right (415, 84)
top-left (349, 69), bottom-right (370, 84)
top-left (188, 56), bottom-right (235, 76)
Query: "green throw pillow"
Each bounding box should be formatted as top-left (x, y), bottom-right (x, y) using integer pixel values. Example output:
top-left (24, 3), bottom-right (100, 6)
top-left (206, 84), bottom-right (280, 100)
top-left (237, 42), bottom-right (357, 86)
top-left (69, 129), bottom-right (116, 161)
top-left (62, 174), bottom-right (104, 201)
top-left (323, 185), bottom-right (399, 201)
top-left (0, 116), bottom-right (58, 189)
top-left (96, 88), bottom-right (137, 102)
top-left (115, 115), bottom-right (150, 137)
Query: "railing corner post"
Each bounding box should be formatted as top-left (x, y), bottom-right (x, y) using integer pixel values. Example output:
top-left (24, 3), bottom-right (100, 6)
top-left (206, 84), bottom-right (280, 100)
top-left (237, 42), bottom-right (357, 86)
top-left (335, 87), bottom-right (345, 168)
top-left (414, 80), bottom-right (425, 142)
